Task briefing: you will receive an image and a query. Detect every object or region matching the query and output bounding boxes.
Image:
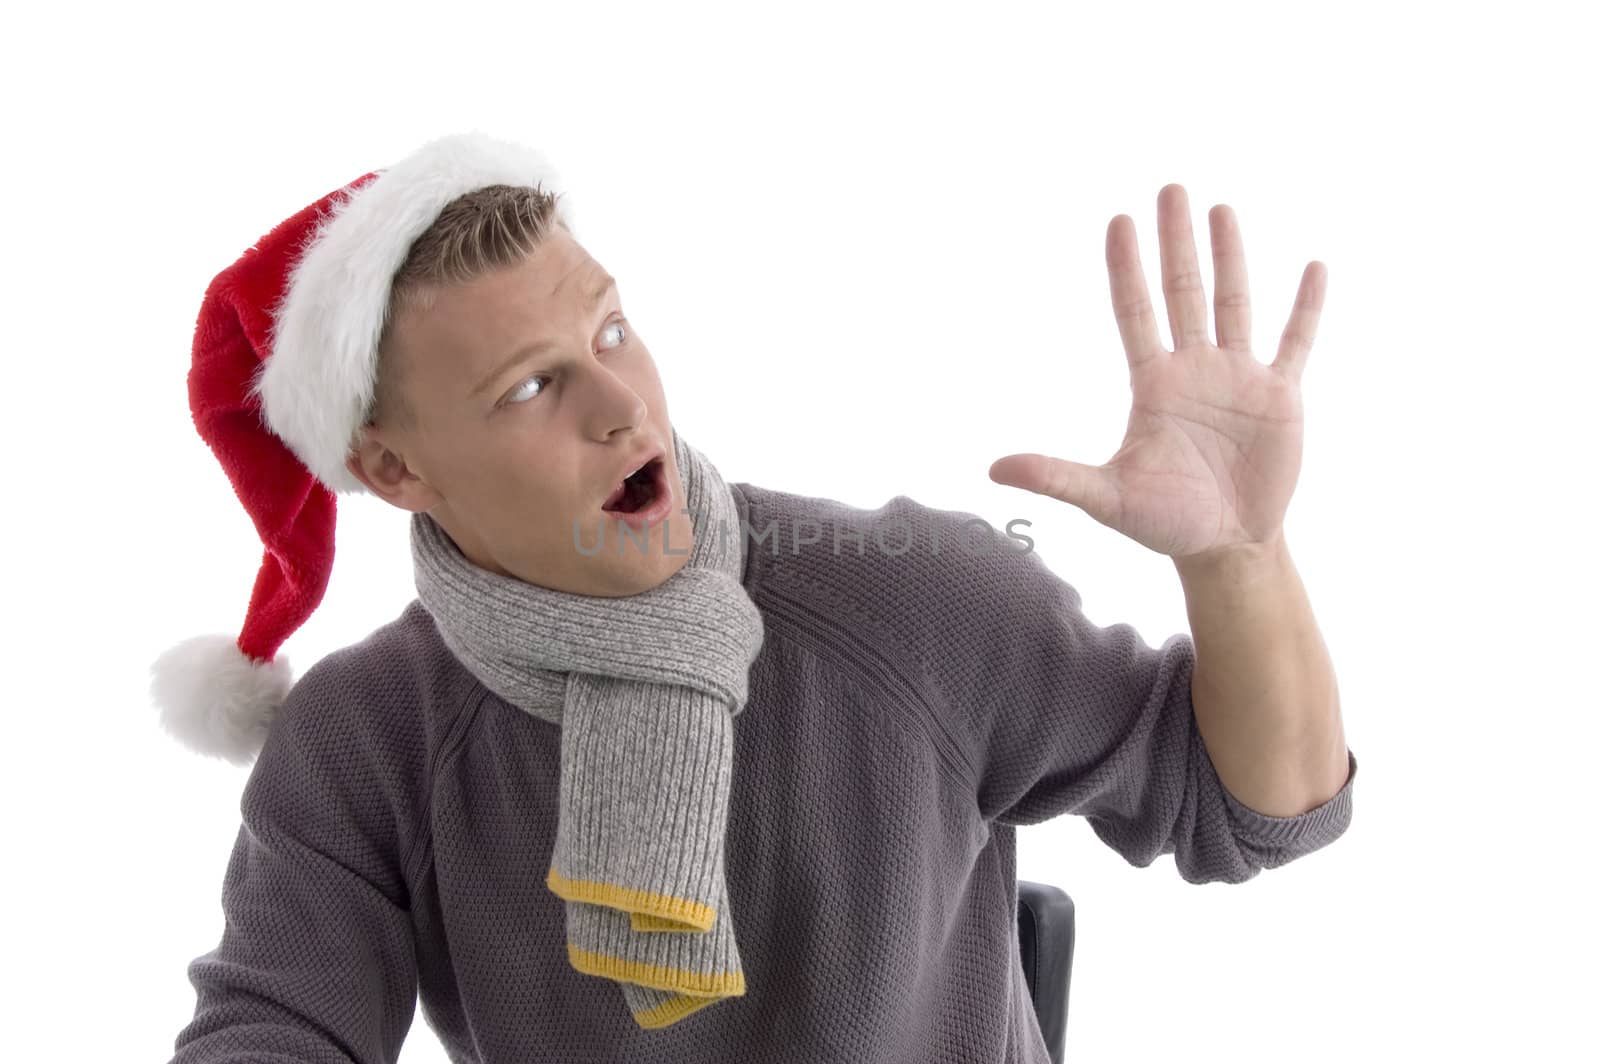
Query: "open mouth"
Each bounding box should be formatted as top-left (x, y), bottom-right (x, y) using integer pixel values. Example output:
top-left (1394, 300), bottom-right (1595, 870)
top-left (601, 457), bottom-right (665, 514)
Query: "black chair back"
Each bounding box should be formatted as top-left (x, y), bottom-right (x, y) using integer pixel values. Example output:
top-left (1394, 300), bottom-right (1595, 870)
top-left (1017, 880), bottom-right (1075, 1064)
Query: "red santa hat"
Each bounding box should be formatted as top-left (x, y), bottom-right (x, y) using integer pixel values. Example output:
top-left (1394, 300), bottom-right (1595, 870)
top-left (150, 130), bottom-right (578, 766)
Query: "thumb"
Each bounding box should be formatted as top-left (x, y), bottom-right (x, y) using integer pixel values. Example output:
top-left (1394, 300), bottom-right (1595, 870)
top-left (989, 453), bottom-right (1118, 526)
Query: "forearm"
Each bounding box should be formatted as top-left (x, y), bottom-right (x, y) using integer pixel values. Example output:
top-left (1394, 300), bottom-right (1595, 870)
top-left (1174, 533), bottom-right (1350, 818)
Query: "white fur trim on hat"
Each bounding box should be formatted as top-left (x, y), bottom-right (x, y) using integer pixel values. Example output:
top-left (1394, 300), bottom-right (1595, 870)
top-left (251, 130), bottom-right (578, 495)
top-left (149, 634), bottom-right (295, 767)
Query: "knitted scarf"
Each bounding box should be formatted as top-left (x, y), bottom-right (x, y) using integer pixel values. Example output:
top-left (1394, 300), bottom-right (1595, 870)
top-left (410, 427), bottom-right (765, 1029)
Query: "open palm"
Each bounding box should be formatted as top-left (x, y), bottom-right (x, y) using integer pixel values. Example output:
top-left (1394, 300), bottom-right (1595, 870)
top-left (990, 184), bottom-right (1327, 563)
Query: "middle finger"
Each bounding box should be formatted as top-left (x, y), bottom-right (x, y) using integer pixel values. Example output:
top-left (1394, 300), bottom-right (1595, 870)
top-left (1157, 184), bottom-right (1210, 350)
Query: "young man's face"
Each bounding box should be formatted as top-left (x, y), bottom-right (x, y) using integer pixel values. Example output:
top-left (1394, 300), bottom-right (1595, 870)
top-left (346, 224), bottom-right (694, 597)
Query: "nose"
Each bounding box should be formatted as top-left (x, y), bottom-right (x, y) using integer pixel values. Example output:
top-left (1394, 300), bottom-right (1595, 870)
top-left (577, 360), bottom-right (649, 440)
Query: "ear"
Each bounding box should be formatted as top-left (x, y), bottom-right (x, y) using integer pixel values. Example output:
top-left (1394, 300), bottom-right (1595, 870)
top-left (344, 427), bottom-right (443, 513)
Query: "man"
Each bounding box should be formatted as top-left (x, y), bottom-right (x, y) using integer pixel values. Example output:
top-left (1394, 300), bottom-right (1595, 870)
top-left (154, 131), bottom-right (1356, 1063)
top-left (341, 197), bottom-right (694, 599)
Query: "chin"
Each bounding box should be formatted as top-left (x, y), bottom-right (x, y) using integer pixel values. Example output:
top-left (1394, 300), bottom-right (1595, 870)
top-left (606, 567), bottom-right (675, 598)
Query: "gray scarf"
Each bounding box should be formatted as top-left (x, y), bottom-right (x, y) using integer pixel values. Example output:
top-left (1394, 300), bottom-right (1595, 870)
top-left (410, 427), bottom-right (765, 1029)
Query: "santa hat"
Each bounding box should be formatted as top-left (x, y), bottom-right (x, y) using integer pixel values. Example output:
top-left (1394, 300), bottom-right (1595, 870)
top-left (149, 130), bottom-right (578, 766)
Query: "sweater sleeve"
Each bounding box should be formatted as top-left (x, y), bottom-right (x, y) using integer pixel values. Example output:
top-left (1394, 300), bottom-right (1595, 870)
top-left (170, 656), bottom-right (421, 1063)
top-left (943, 527), bottom-right (1357, 884)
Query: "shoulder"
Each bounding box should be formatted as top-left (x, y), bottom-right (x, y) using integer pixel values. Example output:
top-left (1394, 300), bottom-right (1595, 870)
top-left (734, 481), bottom-right (1044, 718)
top-left (258, 599), bottom-right (483, 861)
top-left (276, 598), bottom-right (478, 751)
top-left (736, 482), bottom-right (1045, 629)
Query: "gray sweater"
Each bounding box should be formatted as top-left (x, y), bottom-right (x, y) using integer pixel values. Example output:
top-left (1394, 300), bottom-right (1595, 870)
top-left (170, 480), bottom-right (1357, 1063)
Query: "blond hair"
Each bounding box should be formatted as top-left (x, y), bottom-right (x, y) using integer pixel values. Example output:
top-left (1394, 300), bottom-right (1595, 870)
top-left (368, 183), bottom-right (567, 430)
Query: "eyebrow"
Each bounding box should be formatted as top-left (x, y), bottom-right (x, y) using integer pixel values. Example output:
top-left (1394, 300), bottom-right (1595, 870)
top-left (469, 272), bottom-right (618, 400)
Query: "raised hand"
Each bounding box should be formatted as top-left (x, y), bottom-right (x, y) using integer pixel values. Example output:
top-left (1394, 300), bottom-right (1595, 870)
top-left (989, 184), bottom-right (1326, 563)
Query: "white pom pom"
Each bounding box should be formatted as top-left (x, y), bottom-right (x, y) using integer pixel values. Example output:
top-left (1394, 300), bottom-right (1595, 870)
top-left (150, 634), bottom-right (295, 767)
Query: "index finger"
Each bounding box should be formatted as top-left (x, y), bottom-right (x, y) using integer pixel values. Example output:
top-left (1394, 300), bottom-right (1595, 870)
top-left (1106, 213), bottom-right (1163, 369)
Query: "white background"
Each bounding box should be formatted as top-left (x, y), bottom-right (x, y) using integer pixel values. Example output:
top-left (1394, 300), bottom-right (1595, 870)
top-left (5, 1), bottom-right (1596, 1060)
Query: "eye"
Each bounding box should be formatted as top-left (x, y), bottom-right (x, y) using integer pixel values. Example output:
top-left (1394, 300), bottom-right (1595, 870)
top-left (501, 373), bottom-right (550, 406)
top-left (599, 318), bottom-right (628, 349)
top-left (500, 317), bottom-right (630, 408)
